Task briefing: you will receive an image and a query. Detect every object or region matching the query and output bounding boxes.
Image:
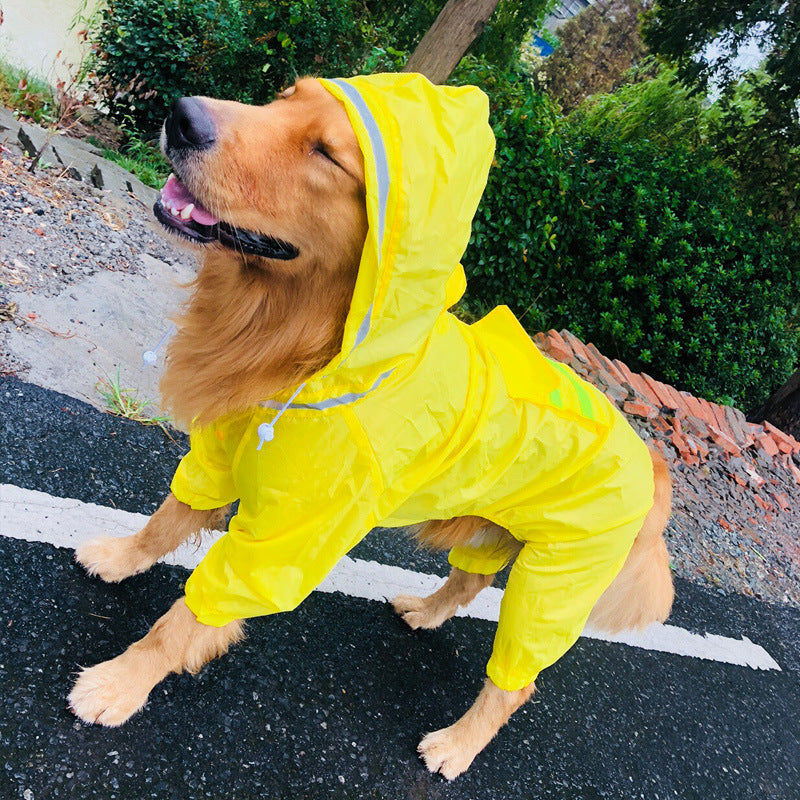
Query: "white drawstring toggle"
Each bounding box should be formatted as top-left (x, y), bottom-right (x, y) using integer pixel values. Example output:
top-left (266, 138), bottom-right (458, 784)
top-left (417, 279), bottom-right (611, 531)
top-left (256, 423), bottom-right (275, 451)
top-left (254, 381), bottom-right (306, 451)
top-left (142, 324), bottom-right (177, 369)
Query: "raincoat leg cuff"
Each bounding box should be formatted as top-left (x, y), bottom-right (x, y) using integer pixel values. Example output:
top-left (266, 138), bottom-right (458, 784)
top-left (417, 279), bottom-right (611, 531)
top-left (486, 657), bottom-right (538, 693)
top-left (170, 472), bottom-right (232, 512)
top-left (448, 547), bottom-right (509, 576)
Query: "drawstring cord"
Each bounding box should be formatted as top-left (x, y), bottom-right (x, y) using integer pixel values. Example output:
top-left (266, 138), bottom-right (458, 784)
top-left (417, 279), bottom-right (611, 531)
top-left (256, 381), bottom-right (306, 451)
top-left (142, 324), bottom-right (177, 369)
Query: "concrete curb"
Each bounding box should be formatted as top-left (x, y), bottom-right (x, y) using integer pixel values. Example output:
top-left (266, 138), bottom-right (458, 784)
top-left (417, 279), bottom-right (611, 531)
top-left (0, 104), bottom-right (157, 207)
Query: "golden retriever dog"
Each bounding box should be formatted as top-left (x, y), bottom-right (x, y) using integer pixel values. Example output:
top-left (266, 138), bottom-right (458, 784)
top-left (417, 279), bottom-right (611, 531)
top-left (69, 76), bottom-right (674, 780)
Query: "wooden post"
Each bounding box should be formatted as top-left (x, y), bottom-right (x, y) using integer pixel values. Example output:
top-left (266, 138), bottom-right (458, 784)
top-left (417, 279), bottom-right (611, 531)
top-left (402, 0), bottom-right (501, 84)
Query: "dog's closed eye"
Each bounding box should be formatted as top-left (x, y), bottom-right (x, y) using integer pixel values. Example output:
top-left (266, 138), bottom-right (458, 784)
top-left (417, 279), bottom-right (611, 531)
top-left (312, 142), bottom-right (342, 169)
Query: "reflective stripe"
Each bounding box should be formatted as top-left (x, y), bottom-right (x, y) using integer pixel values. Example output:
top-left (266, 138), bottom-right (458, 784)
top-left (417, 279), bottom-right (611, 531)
top-left (330, 78), bottom-right (389, 248)
top-left (262, 368), bottom-right (396, 412)
top-left (552, 362), bottom-right (597, 421)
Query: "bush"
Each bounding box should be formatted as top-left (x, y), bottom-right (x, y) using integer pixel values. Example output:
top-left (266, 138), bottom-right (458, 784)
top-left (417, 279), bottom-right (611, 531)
top-left (88, 0), bottom-right (362, 131)
top-left (463, 84), bottom-right (799, 410)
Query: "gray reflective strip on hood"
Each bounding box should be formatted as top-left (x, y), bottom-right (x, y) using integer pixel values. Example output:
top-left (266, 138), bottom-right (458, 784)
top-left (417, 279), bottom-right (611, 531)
top-left (258, 81), bottom-right (391, 420)
top-left (331, 78), bottom-right (392, 353)
top-left (262, 367), bottom-right (396, 411)
top-left (330, 78), bottom-right (389, 247)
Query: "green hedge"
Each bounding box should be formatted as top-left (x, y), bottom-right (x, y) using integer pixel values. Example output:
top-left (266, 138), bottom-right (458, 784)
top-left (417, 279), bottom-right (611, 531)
top-left (462, 82), bottom-right (799, 410)
top-left (88, 0), bottom-right (361, 130)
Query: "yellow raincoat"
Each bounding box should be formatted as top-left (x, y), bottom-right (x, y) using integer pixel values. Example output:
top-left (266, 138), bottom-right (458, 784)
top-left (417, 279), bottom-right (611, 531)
top-left (171, 73), bottom-right (655, 692)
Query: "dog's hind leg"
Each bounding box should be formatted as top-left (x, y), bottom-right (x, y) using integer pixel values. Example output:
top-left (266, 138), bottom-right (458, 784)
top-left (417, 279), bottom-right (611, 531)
top-left (69, 595), bottom-right (243, 726)
top-left (587, 446), bottom-right (674, 633)
top-left (393, 517), bottom-right (519, 630)
top-left (419, 677), bottom-right (535, 780)
top-left (76, 493), bottom-right (228, 583)
top-left (392, 568), bottom-right (494, 630)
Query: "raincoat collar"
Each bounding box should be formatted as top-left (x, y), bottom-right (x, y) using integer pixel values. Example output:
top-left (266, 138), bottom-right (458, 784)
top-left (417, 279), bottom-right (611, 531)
top-left (264, 73), bottom-right (495, 411)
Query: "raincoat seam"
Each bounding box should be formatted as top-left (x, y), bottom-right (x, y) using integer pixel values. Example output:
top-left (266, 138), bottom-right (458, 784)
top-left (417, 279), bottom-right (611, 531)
top-left (342, 406), bottom-right (385, 498)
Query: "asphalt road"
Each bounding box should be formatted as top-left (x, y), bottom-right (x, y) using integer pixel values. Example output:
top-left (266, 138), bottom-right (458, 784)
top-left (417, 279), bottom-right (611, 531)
top-left (1, 376), bottom-right (799, 800)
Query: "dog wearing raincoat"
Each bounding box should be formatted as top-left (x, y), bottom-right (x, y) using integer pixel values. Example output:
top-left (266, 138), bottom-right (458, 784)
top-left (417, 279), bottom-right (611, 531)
top-left (69, 73), bottom-right (674, 779)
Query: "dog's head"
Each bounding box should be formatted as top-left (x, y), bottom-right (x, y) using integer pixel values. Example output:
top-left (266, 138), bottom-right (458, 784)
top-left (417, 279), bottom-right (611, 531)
top-left (155, 78), bottom-right (368, 278)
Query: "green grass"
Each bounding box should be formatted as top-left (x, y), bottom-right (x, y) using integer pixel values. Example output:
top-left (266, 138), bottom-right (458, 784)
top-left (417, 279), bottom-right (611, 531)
top-left (0, 59), bottom-right (58, 125)
top-left (95, 367), bottom-right (171, 428)
top-left (101, 137), bottom-right (170, 189)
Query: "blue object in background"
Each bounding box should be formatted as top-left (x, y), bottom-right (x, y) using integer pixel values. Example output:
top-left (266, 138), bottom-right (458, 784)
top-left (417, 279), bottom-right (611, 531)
top-left (532, 35), bottom-right (555, 57)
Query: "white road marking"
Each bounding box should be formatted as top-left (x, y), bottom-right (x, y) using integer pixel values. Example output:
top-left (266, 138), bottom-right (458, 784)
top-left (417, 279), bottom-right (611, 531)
top-left (0, 483), bottom-right (782, 672)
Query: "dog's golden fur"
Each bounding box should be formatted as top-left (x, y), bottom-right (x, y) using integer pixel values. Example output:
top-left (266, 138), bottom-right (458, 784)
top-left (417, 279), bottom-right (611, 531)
top-left (70, 78), bottom-right (674, 779)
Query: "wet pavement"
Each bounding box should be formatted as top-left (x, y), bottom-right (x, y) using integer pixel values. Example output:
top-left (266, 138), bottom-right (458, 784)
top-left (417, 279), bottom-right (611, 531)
top-left (1, 376), bottom-right (799, 799)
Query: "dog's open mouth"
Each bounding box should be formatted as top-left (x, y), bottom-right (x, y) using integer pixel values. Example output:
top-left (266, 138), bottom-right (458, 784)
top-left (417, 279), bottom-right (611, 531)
top-left (154, 173), bottom-right (299, 260)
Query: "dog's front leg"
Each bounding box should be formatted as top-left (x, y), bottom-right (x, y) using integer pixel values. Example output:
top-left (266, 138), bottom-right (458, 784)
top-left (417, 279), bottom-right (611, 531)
top-left (68, 597), bottom-right (243, 726)
top-left (419, 677), bottom-right (535, 780)
top-left (76, 493), bottom-right (228, 582)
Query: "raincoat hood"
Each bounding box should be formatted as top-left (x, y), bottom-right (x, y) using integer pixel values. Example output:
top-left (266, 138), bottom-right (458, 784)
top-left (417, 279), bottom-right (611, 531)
top-left (272, 73), bottom-right (495, 406)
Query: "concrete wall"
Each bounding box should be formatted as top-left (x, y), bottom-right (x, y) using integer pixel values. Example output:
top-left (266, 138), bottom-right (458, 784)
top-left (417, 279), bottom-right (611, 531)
top-left (0, 0), bottom-right (99, 84)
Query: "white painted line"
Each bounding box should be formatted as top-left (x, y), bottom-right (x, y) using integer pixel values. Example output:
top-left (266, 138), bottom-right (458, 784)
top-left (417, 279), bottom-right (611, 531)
top-left (0, 483), bottom-right (782, 672)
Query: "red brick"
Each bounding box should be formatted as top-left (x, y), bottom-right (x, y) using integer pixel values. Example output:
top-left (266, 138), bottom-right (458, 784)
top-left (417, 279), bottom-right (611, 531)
top-left (695, 399), bottom-right (720, 429)
top-left (671, 416), bottom-right (683, 436)
top-left (626, 372), bottom-right (659, 405)
top-left (764, 420), bottom-right (800, 454)
top-left (669, 431), bottom-right (695, 463)
top-left (753, 495), bottom-right (772, 512)
top-left (613, 359), bottom-right (637, 385)
top-left (623, 400), bottom-right (659, 419)
top-left (664, 384), bottom-right (691, 415)
top-left (545, 330), bottom-right (573, 363)
top-left (718, 517), bottom-right (732, 532)
top-left (560, 330), bottom-right (591, 366)
top-left (681, 392), bottom-right (708, 422)
top-left (710, 403), bottom-right (732, 435)
top-left (652, 417), bottom-right (671, 434)
top-left (683, 415), bottom-right (711, 441)
top-left (641, 373), bottom-right (674, 409)
top-left (533, 331), bottom-right (548, 351)
top-left (585, 342), bottom-right (608, 372)
top-left (772, 492), bottom-right (791, 512)
top-left (599, 356), bottom-right (628, 386)
top-left (707, 425), bottom-right (742, 456)
top-left (754, 432), bottom-right (780, 458)
top-left (788, 460), bottom-right (800, 486)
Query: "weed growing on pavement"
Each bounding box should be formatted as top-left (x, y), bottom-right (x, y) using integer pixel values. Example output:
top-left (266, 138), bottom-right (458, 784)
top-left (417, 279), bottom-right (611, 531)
top-left (95, 367), bottom-right (171, 428)
top-left (0, 60), bottom-right (58, 125)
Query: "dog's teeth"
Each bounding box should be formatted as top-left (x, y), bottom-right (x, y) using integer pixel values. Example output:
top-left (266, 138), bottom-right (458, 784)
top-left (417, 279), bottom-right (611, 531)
top-left (170, 206), bottom-right (180, 217)
top-left (180, 203), bottom-right (194, 220)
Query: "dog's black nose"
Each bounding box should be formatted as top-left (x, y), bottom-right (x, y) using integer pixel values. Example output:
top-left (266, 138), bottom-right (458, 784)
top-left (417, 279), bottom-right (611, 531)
top-left (166, 97), bottom-right (216, 150)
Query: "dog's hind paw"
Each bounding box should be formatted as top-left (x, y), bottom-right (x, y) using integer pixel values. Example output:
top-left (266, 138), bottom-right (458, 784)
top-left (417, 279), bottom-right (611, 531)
top-left (68, 657), bottom-right (152, 726)
top-left (75, 536), bottom-right (151, 583)
top-left (418, 726), bottom-right (476, 780)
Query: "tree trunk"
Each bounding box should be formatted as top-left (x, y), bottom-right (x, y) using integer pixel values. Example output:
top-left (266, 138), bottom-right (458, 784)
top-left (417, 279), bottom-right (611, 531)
top-left (402, 0), bottom-right (501, 84)
top-left (748, 369), bottom-right (800, 439)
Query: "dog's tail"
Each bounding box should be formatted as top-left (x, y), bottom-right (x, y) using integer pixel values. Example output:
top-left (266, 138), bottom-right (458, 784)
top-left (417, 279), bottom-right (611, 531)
top-left (587, 446), bottom-right (675, 634)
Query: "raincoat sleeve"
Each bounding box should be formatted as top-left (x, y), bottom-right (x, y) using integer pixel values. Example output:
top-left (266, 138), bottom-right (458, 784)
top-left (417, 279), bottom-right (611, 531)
top-left (170, 422), bottom-right (241, 511)
top-left (183, 410), bottom-right (382, 627)
top-left (483, 519), bottom-right (643, 692)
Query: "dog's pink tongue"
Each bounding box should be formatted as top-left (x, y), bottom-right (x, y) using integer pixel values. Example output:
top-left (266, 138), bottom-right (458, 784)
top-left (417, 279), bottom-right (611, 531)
top-left (160, 173), bottom-right (220, 226)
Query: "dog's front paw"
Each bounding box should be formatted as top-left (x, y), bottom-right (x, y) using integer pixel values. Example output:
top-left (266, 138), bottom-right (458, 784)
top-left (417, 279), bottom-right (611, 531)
top-left (391, 594), bottom-right (449, 630)
top-left (68, 657), bottom-right (152, 726)
top-left (76, 536), bottom-right (150, 583)
top-left (418, 725), bottom-right (477, 780)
